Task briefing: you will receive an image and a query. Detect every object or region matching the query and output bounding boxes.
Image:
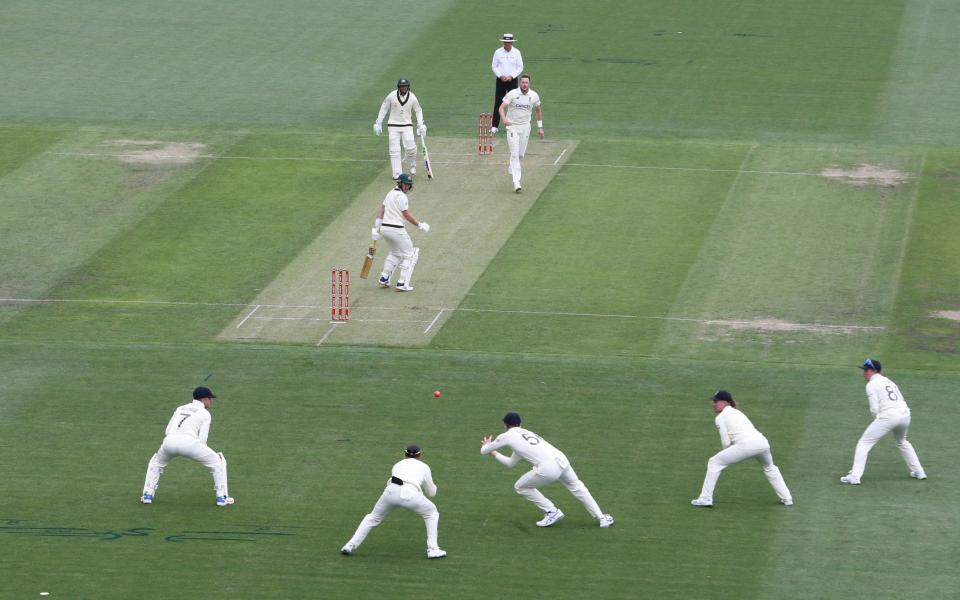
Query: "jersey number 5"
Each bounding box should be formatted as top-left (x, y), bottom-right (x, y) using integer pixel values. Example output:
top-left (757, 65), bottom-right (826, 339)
top-left (521, 433), bottom-right (541, 445)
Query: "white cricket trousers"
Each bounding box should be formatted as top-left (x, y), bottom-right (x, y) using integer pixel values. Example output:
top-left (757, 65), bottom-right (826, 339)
top-left (143, 434), bottom-right (229, 498)
top-left (387, 126), bottom-right (417, 177)
top-left (346, 483), bottom-right (440, 551)
top-left (698, 437), bottom-right (791, 502)
top-left (848, 411), bottom-right (923, 479)
top-left (506, 122), bottom-right (531, 189)
top-left (514, 457), bottom-right (604, 519)
top-left (379, 227), bottom-right (419, 286)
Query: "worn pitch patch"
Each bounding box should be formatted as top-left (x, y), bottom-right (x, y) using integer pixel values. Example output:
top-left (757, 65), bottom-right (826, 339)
top-left (106, 139), bottom-right (206, 165)
top-left (932, 310), bottom-right (960, 322)
top-left (820, 164), bottom-right (910, 188)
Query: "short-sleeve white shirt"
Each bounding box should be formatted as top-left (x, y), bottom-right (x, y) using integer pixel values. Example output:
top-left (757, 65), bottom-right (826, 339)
top-left (381, 188), bottom-right (409, 226)
top-left (164, 400), bottom-right (212, 444)
top-left (502, 88), bottom-right (541, 126)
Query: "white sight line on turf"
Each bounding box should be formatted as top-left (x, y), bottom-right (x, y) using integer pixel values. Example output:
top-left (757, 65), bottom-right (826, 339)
top-left (316, 322), bottom-right (343, 346)
top-left (46, 150), bottom-right (823, 177)
top-left (553, 149), bottom-right (567, 166)
top-left (0, 297), bottom-right (886, 331)
top-left (236, 304), bottom-right (261, 328)
top-left (424, 309), bottom-right (444, 333)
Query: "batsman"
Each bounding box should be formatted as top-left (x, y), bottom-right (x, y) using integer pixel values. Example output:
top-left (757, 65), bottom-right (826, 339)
top-left (374, 78), bottom-right (427, 179)
top-left (371, 173), bottom-right (430, 292)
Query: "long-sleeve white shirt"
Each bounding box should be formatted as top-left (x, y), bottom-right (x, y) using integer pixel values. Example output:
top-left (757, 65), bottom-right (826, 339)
top-left (865, 373), bottom-right (910, 418)
top-left (480, 427), bottom-right (569, 469)
top-left (376, 90), bottom-right (423, 127)
top-left (714, 406), bottom-right (766, 448)
top-left (391, 458), bottom-right (437, 497)
top-left (492, 46), bottom-right (524, 79)
top-left (164, 400), bottom-right (212, 444)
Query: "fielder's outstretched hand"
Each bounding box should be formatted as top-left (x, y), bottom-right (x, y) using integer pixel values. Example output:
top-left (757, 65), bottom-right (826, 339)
top-left (482, 435), bottom-right (493, 446)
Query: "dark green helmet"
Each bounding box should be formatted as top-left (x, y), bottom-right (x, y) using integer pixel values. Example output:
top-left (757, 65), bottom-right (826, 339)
top-left (397, 78), bottom-right (411, 89)
top-left (396, 173), bottom-right (414, 188)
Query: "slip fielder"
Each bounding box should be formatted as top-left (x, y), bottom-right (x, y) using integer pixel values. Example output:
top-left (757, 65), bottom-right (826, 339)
top-left (480, 412), bottom-right (614, 528)
top-left (341, 445), bottom-right (446, 559)
top-left (141, 386), bottom-right (233, 507)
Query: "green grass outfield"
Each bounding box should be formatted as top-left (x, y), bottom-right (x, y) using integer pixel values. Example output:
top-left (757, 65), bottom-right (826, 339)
top-left (2, 1), bottom-right (960, 599)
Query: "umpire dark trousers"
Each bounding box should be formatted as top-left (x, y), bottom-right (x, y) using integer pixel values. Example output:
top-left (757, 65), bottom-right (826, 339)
top-left (492, 77), bottom-right (519, 129)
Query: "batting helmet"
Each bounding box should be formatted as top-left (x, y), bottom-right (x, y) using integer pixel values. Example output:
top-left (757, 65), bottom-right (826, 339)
top-left (397, 78), bottom-right (411, 89)
top-left (396, 173), bottom-right (414, 188)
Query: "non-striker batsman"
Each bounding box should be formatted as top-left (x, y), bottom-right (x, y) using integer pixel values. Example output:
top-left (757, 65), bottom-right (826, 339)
top-left (374, 78), bottom-right (427, 180)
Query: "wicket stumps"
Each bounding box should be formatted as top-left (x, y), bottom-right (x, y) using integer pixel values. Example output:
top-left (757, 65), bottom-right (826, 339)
top-left (331, 268), bottom-right (350, 321)
top-left (478, 113), bottom-right (493, 155)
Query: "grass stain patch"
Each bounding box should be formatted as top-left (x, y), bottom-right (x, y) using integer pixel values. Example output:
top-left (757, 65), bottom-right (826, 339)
top-left (820, 164), bottom-right (910, 188)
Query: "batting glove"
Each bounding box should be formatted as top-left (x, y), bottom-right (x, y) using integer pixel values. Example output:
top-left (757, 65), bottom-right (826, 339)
top-left (417, 222), bottom-right (430, 233)
top-left (371, 228), bottom-right (380, 241)
top-left (373, 123), bottom-right (382, 136)
top-left (417, 124), bottom-right (427, 137)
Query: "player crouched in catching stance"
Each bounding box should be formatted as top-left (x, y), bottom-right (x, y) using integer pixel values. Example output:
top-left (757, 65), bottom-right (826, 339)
top-left (481, 412), bottom-right (614, 528)
top-left (341, 445), bottom-right (446, 559)
top-left (690, 390), bottom-right (793, 507)
top-left (141, 386), bottom-right (234, 507)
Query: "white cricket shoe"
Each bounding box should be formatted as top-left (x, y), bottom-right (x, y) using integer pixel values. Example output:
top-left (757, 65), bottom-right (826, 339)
top-left (216, 495), bottom-right (235, 506)
top-left (395, 283), bottom-right (414, 292)
top-left (910, 471), bottom-right (927, 480)
top-left (598, 514), bottom-right (615, 528)
top-left (781, 498), bottom-right (794, 506)
top-left (490, 126), bottom-right (498, 134)
top-left (341, 542), bottom-right (356, 556)
top-left (378, 276), bottom-right (390, 288)
top-left (840, 475), bottom-right (861, 485)
top-left (140, 493), bottom-right (153, 504)
top-left (536, 508), bottom-right (565, 527)
top-left (514, 186), bottom-right (522, 193)
top-left (426, 547), bottom-right (447, 559)
top-left (409, 165), bottom-right (417, 175)
top-left (690, 497), bottom-right (713, 507)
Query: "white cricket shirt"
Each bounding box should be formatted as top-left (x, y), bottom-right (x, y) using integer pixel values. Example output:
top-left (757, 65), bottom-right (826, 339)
top-left (491, 46), bottom-right (524, 78)
top-left (377, 90), bottom-right (423, 127)
top-left (865, 373), bottom-right (910, 418)
top-left (381, 188), bottom-right (409, 226)
top-left (714, 406), bottom-right (766, 448)
top-left (391, 458), bottom-right (437, 497)
top-left (164, 400), bottom-right (212, 444)
top-left (502, 88), bottom-right (541, 126)
top-left (481, 427), bottom-right (568, 468)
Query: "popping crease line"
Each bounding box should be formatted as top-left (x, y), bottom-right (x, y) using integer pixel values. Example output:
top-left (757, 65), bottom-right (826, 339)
top-left (45, 151), bottom-right (820, 176)
top-left (0, 297), bottom-right (886, 331)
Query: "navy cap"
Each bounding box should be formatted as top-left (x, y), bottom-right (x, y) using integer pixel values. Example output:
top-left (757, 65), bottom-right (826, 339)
top-left (859, 358), bottom-right (882, 372)
top-left (405, 444), bottom-right (422, 458)
top-left (503, 412), bottom-right (521, 427)
top-left (192, 386), bottom-right (216, 400)
top-left (711, 390), bottom-right (733, 402)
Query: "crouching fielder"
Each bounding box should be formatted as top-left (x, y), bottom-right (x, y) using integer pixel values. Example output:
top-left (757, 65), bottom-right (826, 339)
top-left (691, 390), bottom-right (793, 507)
top-left (141, 386), bottom-right (233, 507)
top-left (373, 173), bottom-right (430, 292)
top-left (481, 412), bottom-right (614, 528)
top-left (341, 445), bottom-right (446, 559)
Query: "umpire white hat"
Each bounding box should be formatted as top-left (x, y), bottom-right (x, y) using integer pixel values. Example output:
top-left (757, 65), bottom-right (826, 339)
top-left (500, 33), bottom-right (516, 42)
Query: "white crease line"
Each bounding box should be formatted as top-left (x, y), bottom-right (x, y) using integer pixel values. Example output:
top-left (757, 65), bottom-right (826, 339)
top-left (0, 297), bottom-right (885, 330)
top-left (254, 316), bottom-right (430, 324)
top-left (553, 149), bottom-right (567, 166)
top-left (424, 309), bottom-right (444, 333)
top-left (236, 304), bottom-right (260, 328)
top-left (46, 150), bottom-right (828, 177)
top-left (316, 322), bottom-right (344, 346)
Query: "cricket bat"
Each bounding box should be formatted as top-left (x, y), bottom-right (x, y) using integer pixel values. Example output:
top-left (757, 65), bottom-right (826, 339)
top-left (420, 132), bottom-right (434, 179)
top-left (359, 239), bottom-right (377, 279)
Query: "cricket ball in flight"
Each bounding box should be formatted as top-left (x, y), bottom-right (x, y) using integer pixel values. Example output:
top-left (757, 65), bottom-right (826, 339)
top-left (434, 390), bottom-right (441, 398)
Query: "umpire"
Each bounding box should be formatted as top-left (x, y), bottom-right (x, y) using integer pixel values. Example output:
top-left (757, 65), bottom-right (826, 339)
top-left (490, 33), bottom-right (524, 133)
